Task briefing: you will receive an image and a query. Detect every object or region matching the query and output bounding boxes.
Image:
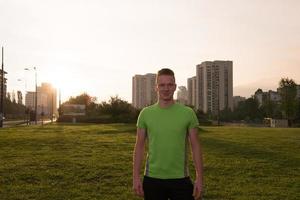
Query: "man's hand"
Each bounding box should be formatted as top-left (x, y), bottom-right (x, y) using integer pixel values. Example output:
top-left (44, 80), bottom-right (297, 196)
top-left (133, 128), bottom-right (146, 197)
top-left (193, 178), bottom-right (202, 200)
top-left (189, 128), bottom-right (204, 200)
top-left (133, 177), bottom-right (144, 197)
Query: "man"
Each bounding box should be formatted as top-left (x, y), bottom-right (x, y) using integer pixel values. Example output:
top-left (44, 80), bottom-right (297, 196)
top-left (133, 68), bottom-right (203, 200)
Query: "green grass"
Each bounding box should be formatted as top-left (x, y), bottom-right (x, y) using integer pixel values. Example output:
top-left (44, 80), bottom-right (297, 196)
top-left (0, 124), bottom-right (299, 200)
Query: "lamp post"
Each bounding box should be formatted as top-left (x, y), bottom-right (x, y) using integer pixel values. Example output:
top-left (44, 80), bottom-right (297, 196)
top-left (34, 67), bottom-right (37, 125)
top-left (24, 68), bottom-right (30, 124)
top-left (51, 90), bottom-right (54, 122)
top-left (17, 79), bottom-right (25, 122)
top-left (24, 67), bottom-right (38, 125)
top-left (0, 47), bottom-right (4, 128)
top-left (59, 88), bottom-right (61, 117)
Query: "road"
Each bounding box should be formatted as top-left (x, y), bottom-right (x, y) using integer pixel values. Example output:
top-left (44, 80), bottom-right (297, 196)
top-left (3, 120), bottom-right (54, 128)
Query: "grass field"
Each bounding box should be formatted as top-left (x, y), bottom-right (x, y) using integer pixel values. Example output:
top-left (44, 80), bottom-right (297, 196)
top-left (0, 124), bottom-right (299, 200)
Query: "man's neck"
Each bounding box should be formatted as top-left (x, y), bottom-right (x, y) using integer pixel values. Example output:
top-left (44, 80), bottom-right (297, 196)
top-left (158, 99), bottom-right (175, 108)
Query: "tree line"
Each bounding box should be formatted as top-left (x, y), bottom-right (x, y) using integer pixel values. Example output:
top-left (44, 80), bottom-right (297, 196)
top-left (58, 78), bottom-right (299, 126)
top-left (57, 94), bottom-right (140, 123)
top-left (2, 96), bottom-right (26, 119)
top-left (209, 78), bottom-right (300, 126)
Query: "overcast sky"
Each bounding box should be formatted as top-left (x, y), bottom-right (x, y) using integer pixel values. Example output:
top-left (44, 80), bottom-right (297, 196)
top-left (1, 0), bottom-right (300, 102)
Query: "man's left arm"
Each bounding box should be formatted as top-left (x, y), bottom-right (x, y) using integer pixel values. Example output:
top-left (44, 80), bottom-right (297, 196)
top-left (189, 127), bottom-right (203, 200)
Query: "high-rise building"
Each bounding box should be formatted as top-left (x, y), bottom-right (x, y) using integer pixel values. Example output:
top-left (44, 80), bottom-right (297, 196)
top-left (25, 91), bottom-right (36, 109)
top-left (132, 73), bottom-right (157, 109)
top-left (177, 86), bottom-right (188, 105)
top-left (187, 76), bottom-right (197, 107)
top-left (38, 83), bottom-right (57, 117)
top-left (25, 83), bottom-right (57, 118)
top-left (255, 89), bottom-right (281, 107)
top-left (196, 60), bottom-right (233, 114)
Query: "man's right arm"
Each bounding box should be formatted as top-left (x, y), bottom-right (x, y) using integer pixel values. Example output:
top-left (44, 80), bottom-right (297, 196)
top-left (133, 128), bottom-right (147, 197)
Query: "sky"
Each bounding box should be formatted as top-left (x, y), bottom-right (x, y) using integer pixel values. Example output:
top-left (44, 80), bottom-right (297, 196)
top-left (1, 0), bottom-right (300, 103)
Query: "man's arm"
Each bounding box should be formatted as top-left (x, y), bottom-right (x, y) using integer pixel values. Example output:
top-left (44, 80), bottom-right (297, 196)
top-left (189, 127), bottom-right (203, 200)
top-left (133, 128), bottom-right (147, 197)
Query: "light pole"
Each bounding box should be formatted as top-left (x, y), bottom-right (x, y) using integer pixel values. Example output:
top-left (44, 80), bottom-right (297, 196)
top-left (51, 90), bottom-right (54, 122)
top-left (0, 47), bottom-right (4, 128)
top-left (17, 79), bottom-right (25, 122)
top-left (59, 88), bottom-right (61, 117)
top-left (24, 67), bottom-right (38, 125)
top-left (34, 67), bottom-right (37, 125)
top-left (24, 68), bottom-right (30, 124)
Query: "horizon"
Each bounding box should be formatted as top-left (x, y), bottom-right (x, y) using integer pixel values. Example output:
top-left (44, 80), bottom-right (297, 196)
top-left (1, 0), bottom-right (300, 103)
top-left (4, 71), bottom-right (299, 104)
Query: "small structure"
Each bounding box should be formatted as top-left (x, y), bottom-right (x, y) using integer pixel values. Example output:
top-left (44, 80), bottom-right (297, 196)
top-left (61, 104), bottom-right (86, 123)
top-left (264, 118), bottom-right (288, 128)
top-left (270, 119), bottom-right (288, 128)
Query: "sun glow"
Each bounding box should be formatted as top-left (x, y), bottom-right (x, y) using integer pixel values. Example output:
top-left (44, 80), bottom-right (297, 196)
top-left (41, 67), bottom-right (87, 102)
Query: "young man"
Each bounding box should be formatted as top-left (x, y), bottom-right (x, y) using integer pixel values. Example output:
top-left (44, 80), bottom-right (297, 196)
top-left (133, 68), bottom-right (203, 200)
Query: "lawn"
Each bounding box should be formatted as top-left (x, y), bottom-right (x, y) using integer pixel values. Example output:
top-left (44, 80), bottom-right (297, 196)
top-left (0, 124), bottom-right (299, 200)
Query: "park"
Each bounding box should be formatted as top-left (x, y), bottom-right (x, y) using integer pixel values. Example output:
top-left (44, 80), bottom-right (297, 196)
top-left (0, 123), bottom-right (299, 200)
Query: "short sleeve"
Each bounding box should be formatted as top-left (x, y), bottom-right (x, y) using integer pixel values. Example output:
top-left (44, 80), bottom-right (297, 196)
top-left (188, 109), bottom-right (199, 129)
top-left (137, 108), bottom-right (147, 129)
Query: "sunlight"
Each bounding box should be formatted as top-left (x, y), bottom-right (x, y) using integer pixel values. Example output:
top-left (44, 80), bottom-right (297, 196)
top-left (42, 67), bottom-right (86, 101)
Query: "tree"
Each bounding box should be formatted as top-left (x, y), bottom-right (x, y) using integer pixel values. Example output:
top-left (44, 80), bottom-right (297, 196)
top-left (234, 97), bottom-right (262, 122)
top-left (255, 88), bottom-right (263, 94)
top-left (296, 99), bottom-right (300, 121)
top-left (278, 78), bottom-right (297, 126)
top-left (99, 95), bottom-right (137, 121)
top-left (62, 93), bottom-right (98, 116)
top-left (219, 108), bottom-right (234, 122)
top-left (67, 93), bottom-right (97, 107)
top-left (260, 96), bottom-right (281, 119)
top-left (3, 96), bottom-right (26, 119)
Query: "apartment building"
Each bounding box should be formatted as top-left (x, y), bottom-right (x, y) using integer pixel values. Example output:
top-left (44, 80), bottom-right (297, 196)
top-left (132, 73), bottom-right (157, 109)
top-left (177, 86), bottom-right (188, 105)
top-left (187, 76), bottom-right (197, 107)
top-left (25, 83), bottom-right (57, 117)
top-left (255, 89), bottom-right (281, 107)
top-left (196, 61), bottom-right (233, 114)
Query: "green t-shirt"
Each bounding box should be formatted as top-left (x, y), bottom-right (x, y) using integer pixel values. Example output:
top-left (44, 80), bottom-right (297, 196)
top-left (137, 102), bottom-right (199, 179)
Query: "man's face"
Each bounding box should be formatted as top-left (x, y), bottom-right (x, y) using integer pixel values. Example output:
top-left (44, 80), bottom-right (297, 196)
top-left (156, 75), bottom-right (177, 101)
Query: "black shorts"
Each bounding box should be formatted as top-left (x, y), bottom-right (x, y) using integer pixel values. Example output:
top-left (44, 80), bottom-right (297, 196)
top-left (143, 176), bottom-right (194, 200)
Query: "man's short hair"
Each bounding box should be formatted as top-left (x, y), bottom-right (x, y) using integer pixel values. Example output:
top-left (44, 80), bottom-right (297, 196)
top-left (156, 68), bottom-right (175, 83)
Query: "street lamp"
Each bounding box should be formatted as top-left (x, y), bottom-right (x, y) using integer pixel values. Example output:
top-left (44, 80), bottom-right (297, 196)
top-left (24, 67), bottom-right (38, 125)
top-left (34, 67), bottom-right (37, 125)
top-left (0, 47), bottom-right (5, 128)
top-left (24, 68), bottom-right (30, 124)
top-left (51, 90), bottom-right (54, 122)
top-left (17, 78), bottom-right (26, 122)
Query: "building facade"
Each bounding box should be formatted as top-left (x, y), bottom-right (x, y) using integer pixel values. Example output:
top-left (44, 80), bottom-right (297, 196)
top-left (177, 86), bottom-right (188, 105)
top-left (25, 83), bottom-right (57, 118)
top-left (196, 61), bottom-right (233, 114)
top-left (254, 89), bottom-right (281, 107)
top-left (187, 76), bottom-right (197, 107)
top-left (132, 73), bottom-right (157, 109)
top-left (25, 91), bottom-right (36, 109)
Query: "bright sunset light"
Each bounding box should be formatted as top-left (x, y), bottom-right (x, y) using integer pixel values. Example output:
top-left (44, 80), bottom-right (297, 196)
top-left (41, 67), bottom-right (89, 102)
top-left (2, 0), bottom-right (300, 103)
